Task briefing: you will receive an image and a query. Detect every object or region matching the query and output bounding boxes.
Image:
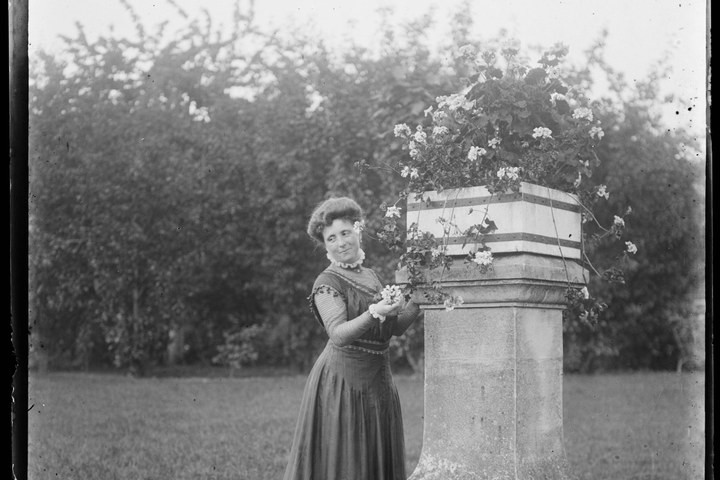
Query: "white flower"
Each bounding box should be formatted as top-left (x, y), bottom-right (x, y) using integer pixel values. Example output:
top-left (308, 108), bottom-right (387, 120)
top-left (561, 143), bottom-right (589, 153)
top-left (545, 65), bottom-right (561, 79)
top-left (432, 126), bottom-right (449, 136)
top-left (457, 44), bottom-right (477, 60)
top-left (431, 245), bottom-right (446, 259)
top-left (401, 166), bottom-right (419, 179)
top-left (408, 228), bottom-right (422, 240)
top-left (467, 145), bottom-right (486, 161)
top-left (488, 137), bottom-right (501, 149)
top-left (381, 284), bottom-right (404, 304)
top-left (437, 93), bottom-right (475, 111)
top-left (443, 296), bottom-right (464, 311)
top-left (572, 107), bottom-right (594, 122)
top-left (550, 92), bottom-right (567, 104)
top-left (613, 215), bottom-right (625, 228)
top-left (532, 127), bottom-right (553, 139)
top-left (589, 126), bottom-right (605, 140)
top-left (409, 148), bottom-right (420, 159)
top-left (385, 206), bottom-right (402, 218)
top-left (581, 286), bottom-right (590, 299)
top-left (353, 221), bottom-right (365, 233)
top-left (625, 206), bottom-right (633, 215)
top-left (394, 123), bottom-right (412, 137)
top-left (497, 166), bottom-right (520, 180)
top-left (432, 110), bottom-right (448, 123)
top-left (625, 241), bottom-right (638, 254)
top-left (472, 250), bottom-right (493, 266)
top-left (413, 129), bottom-right (427, 144)
top-left (596, 185), bottom-right (610, 200)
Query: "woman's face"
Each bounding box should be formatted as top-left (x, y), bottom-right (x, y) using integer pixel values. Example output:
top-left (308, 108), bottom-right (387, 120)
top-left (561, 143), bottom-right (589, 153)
top-left (323, 218), bottom-right (361, 264)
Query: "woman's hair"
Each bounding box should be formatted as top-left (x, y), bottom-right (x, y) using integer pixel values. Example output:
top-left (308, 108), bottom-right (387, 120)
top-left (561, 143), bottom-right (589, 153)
top-left (307, 197), bottom-right (363, 244)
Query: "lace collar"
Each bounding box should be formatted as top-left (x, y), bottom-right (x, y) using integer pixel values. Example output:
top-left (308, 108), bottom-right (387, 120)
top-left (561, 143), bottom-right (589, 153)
top-left (327, 249), bottom-right (365, 270)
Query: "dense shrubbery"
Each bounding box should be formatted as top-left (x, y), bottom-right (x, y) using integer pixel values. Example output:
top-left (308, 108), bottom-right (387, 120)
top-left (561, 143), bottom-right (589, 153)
top-left (29, 3), bottom-right (704, 375)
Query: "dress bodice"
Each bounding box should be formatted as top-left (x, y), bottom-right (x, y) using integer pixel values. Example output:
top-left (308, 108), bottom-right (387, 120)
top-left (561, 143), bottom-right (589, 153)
top-left (308, 265), bottom-right (397, 343)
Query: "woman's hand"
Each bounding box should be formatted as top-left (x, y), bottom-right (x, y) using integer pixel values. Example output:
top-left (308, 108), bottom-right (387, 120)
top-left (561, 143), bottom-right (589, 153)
top-left (371, 298), bottom-right (403, 321)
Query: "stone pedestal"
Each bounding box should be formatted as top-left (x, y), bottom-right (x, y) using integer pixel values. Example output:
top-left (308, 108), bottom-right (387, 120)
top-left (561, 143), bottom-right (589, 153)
top-left (401, 254), bottom-right (585, 480)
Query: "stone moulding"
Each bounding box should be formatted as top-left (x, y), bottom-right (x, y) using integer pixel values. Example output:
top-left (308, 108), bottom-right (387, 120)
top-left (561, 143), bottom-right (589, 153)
top-left (401, 183), bottom-right (584, 480)
top-left (397, 253), bottom-right (588, 308)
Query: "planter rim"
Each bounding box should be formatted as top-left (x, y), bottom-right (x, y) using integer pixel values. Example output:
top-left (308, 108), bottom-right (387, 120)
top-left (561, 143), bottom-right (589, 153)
top-left (407, 181), bottom-right (581, 209)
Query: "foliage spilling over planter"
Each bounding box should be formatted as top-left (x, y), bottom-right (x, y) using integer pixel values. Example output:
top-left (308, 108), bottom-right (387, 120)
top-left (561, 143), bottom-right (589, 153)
top-left (371, 43), bottom-right (636, 322)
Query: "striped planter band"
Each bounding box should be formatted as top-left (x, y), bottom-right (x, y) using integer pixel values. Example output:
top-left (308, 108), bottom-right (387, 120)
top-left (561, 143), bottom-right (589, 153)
top-left (407, 191), bottom-right (582, 213)
top-left (405, 183), bottom-right (583, 260)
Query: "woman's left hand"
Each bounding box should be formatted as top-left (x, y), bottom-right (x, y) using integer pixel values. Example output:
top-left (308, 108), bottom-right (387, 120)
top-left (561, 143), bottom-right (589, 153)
top-left (387, 299), bottom-right (404, 317)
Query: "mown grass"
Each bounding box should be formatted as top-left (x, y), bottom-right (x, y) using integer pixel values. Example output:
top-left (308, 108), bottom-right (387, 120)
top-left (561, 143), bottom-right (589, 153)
top-left (27, 371), bottom-right (705, 479)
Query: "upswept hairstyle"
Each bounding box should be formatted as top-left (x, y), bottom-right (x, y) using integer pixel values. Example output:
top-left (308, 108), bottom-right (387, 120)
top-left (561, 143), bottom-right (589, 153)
top-left (307, 197), bottom-right (363, 245)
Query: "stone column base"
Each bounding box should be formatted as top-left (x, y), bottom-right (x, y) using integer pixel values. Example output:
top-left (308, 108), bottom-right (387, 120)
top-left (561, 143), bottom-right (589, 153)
top-left (402, 254), bottom-right (584, 480)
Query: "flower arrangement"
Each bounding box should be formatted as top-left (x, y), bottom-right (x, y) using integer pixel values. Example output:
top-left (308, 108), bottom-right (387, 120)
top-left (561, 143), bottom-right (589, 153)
top-left (370, 42), bottom-right (636, 322)
top-left (380, 284), bottom-right (405, 304)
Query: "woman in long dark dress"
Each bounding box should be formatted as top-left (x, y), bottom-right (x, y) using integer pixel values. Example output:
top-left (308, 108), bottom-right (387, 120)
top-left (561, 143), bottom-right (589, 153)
top-left (283, 197), bottom-right (423, 480)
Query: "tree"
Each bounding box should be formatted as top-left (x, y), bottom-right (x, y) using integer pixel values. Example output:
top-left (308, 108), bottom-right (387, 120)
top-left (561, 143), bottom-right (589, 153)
top-left (29, 3), bottom-right (704, 375)
top-left (561, 34), bottom-right (705, 372)
top-left (29, 2), bottom-right (280, 374)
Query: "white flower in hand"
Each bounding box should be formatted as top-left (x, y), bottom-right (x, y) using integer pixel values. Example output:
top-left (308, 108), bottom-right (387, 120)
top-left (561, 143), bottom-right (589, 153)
top-left (381, 284), bottom-right (405, 304)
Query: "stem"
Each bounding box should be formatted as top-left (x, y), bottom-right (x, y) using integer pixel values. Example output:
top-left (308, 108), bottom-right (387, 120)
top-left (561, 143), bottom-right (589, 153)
top-left (571, 196), bottom-right (612, 233)
top-left (580, 217), bottom-right (589, 284)
top-left (546, 186), bottom-right (572, 286)
top-left (582, 250), bottom-right (604, 278)
top-left (436, 189), bottom-right (462, 287)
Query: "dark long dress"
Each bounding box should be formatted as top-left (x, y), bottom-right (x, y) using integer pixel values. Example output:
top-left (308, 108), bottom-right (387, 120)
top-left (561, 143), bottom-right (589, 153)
top-left (283, 265), bottom-right (406, 480)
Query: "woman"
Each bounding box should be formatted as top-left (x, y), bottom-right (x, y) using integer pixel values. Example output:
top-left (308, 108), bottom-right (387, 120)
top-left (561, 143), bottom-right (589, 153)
top-left (283, 197), bottom-right (423, 480)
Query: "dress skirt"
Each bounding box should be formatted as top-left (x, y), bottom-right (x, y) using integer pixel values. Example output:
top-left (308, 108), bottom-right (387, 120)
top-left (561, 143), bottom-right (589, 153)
top-left (283, 341), bottom-right (406, 480)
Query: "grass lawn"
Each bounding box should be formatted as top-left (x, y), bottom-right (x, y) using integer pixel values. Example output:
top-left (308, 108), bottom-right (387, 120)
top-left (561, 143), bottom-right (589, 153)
top-left (27, 370), bottom-right (705, 479)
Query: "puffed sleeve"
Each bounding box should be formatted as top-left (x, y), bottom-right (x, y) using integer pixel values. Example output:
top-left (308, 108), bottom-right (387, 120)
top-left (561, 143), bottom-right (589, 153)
top-left (313, 285), bottom-right (376, 347)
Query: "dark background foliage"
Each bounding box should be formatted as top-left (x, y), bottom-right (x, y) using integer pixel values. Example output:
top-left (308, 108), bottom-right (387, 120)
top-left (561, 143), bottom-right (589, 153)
top-left (28, 3), bottom-right (705, 376)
